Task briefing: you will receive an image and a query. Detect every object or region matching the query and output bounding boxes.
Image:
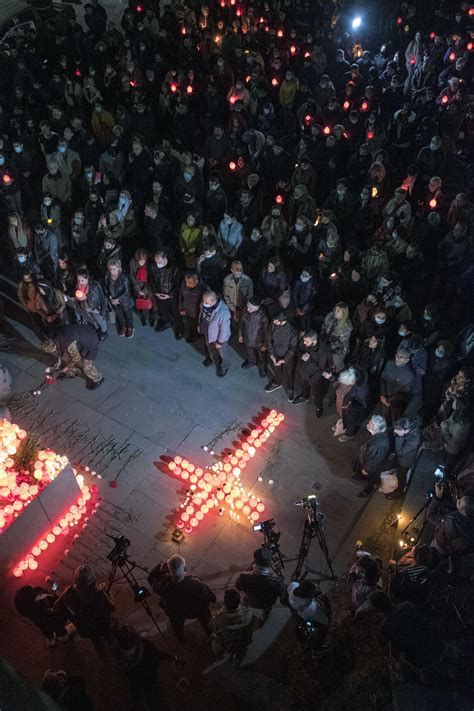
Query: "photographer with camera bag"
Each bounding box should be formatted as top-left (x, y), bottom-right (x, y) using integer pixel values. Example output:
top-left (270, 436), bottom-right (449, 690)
top-left (235, 547), bottom-right (285, 623)
top-left (148, 555), bottom-right (216, 640)
top-left (286, 579), bottom-right (331, 658)
top-left (427, 483), bottom-right (474, 581)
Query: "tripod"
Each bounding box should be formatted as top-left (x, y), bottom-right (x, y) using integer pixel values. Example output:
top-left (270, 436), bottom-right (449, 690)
top-left (401, 496), bottom-right (432, 547)
top-left (293, 509), bottom-right (336, 582)
top-left (262, 531), bottom-right (285, 578)
top-left (107, 556), bottom-right (163, 636)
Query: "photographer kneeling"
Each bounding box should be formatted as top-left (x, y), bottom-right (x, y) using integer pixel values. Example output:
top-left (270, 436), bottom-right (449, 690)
top-left (235, 547), bottom-right (285, 623)
top-left (286, 579), bottom-right (331, 658)
top-left (428, 482), bottom-right (474, 582)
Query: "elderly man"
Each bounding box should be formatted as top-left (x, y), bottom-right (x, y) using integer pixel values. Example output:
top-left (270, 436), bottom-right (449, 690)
top-left (148, 554), bottom-right (216, 640)
top-left (353, 415), bottom-right (390, 498)
top-left (198, 290), bottom-right (231, 377)
top-left (41, 323), bottom-right (103, 390)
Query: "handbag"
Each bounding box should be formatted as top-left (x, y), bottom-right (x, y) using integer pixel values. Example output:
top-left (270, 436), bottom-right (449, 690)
top-left (135, 297), bottom-right (153, 310)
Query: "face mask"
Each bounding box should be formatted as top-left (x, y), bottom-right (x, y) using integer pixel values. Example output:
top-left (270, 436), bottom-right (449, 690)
top-left (337, 189), bottom-right (345, 197)
top-left (424, 314), bottom-right (431, 321)
top-left (224, 217), bottom-right (233, 225)
top-left (295, 224), bottom-right (304, 232)
top-left (18, 255), bottom-right (27, 264)
top-left (85, 171), bottom-right (93, 179)
top-left (398, 328), bottom-right (407, 337)
top-left (271, 212), bottom-right (280, 219)
top-left (233, 271), bottom-right (242, 278)
top-left (119, 196), bottom-right (127, 204)
top-left (375, 317), bottom-right (385, 325)
top-left (209, 183), bottom-right (218, 191)
top-left (155, 261), bottom-right (166, 268)
top-left (73, 217), bottom-right (82, 225)
top-left (58, 146), bottom-right (66, 153)
top-left (14, 146), bottom-right (23, 153)
top-left (183, 173), bottom-right (192, 182)
top-left (435, 349), bottom-right (444, 358)
top-left (430, 142), bottom-right (439, 151)
top-left (204, 250), bottom-right (216, 258)
top-left (203, 302), bottom-right (213, 308)
top-left (300, 275), bottom-right (311, 283)
top-left (251, 233), bottom-right (259, 242)
top-left (393, 298), bottom-right (403, 308)
top-left (44, 199), bottom-right (52, 206)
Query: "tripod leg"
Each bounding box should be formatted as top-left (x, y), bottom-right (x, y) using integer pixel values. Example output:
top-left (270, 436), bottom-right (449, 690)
top-left (314, 525), bottom-right (336, 580)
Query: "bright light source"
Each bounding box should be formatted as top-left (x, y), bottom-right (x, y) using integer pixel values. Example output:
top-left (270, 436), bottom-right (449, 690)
top-left (352, 16), bottom-right (361, 29)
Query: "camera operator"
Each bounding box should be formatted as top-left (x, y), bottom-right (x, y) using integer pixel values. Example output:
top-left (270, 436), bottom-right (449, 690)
top-left (235, 547), bottom-right (285, 623)
top-left (286, 579), bottom-right (331, 657)
top-left (147, 554), bottom-right (216, 640)
top-left (54, 565), bottom-right (115, 653)
top-left (427, 482), bottom-right (474, 581)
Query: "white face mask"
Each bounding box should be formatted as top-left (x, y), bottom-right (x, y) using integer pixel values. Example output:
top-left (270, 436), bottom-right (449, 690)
top-left (44, 199), bottom-right (52, 206)
top-left (435, 349), bottom-right (444, 358)
top-left (209, 183), bottom-right (219, 191)
top-left (203, 302), bottom-right (214, 308)
top-left (300, 274), bottom-right (311, 282)
top-left (204, 250), bottom-right (216, 258)
top-left (398, 328), bottom-right (407, 337)
top-left (295, 224), bottom-right (304, 232)
top-left (251, 233), bottom-right (260, 242)
top-left (224, 217), bottom-right (233, 225)
top-left (155, 260), bottom-right (167, 268)
top-left (233, 271), bottom-right (242, 278)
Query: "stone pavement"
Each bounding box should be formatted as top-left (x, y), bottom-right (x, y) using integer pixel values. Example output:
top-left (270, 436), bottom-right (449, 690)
top-left (0, 306), bottom-right (394, 709)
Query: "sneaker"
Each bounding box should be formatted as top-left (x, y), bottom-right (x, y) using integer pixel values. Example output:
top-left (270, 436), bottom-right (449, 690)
top-left (202, 357), bottom-right (212, 367)
top-left (264, 382), bottom-right (281, 393)
top-left (293, 395), bottom-right (309, 405)
top-left (125, 327), bottom-right (134, 339)
top-left (287, 390), bottom-right (295, 403)
top-left (241, 360), bottom-right (252, 369)
top-left (155, 321), bottom-right (171, 332)
top-left (98, 331), bottom-right (108, 342)
top-left (117, 327), bottom-right (126, 337)
top-left (315, 407), bottom-right (323, 418)
top-left (338, 434), bottom-right (355, 442)
top-left (216, 368), bottom-right (228, 378)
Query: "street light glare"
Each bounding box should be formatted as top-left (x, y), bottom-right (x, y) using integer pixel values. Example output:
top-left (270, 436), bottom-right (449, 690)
top-left (352, 16), bottom-right (362, 29)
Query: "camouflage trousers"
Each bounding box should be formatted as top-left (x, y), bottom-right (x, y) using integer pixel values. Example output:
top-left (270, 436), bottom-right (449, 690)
top-left (66, 343), bottom-right (102, 384)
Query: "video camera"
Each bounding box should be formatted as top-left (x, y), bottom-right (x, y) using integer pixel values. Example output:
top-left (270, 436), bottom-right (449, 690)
top-left (106, 534), bottom-right (131, 564)
top-left (252, 518), bottom-right (280, 545)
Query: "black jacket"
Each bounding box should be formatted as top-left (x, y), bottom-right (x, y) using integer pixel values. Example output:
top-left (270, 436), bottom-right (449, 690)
top-left (104, 272), bottom-right (133, 309)
top-left (148, 566), bottom-right (216, 620)
top-left (295, 340), bottom-right (320, 381)
top-left (239, 308), bottom-right (269, 348)
top-left (380, 360), bottom-right (415, 399)
top-left (54, 323), bottom-right (100, 361)
top-left (178, 278), bottom-right (207, 319)
top-left (235, 570), bottom-right (284, 610)
top-left (144, 214), bottom-right (172, 252)
top-left (268, 322), bottom-right (298, 362)
top-left (359, 431), bottom-right (390, 476)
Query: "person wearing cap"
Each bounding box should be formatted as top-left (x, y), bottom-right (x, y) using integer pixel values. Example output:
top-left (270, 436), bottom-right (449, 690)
top-left (199, 290), bottom-right (231, 377)
top-left (54, 565), bottom-right (115, 651)
top-left (235, 548), bottom-right (285, 622)
top-left (286, 579), bottom-right (331, 656)
top-left (380, 348), bottom-right (416, 424)
top-left (41, 323), bottom-right (104, 390)
top-left (264, 311), bottom-right (297, 394)
top-left (148, 554), bottom-right (216, 640)
top-left (238, 296), bottom-right (269, 377)
top-left (353, 415), bottom-right (390, 497)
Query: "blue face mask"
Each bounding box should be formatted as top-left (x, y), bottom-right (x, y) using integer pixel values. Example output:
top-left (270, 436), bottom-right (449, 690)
top-left (58, 146), bottom-right (66, 153)
top-left (18, 255), bottom-right (27, 264)
top-left (375, 317), bottom-right (386, 325)
top-left (183, 173), bottom-right (192, 182)
top-left (300, 275), bottom-right (311, 283)
top-left (424, 314), bottom-right (431, 321)
top-left (14, 146), bottom-right (23, 153)
top-left (398, 328), bottom-right (407, 337)
top-left (435, 349), bottom-right (444, 358)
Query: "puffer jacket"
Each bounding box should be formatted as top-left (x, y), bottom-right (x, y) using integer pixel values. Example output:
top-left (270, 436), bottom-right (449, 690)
top-left (223, 273), bottom-right (253, 312)
top-left (268, 321), bottom-right (297, 361)
top-left (239, 308), bottom-right (269, 348)
top-left (178, 278), bottom-right (207, 319)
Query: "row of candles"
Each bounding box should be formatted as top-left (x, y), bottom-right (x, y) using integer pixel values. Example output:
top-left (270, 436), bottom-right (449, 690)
top-left (168, 409), bottom-right (284, 534)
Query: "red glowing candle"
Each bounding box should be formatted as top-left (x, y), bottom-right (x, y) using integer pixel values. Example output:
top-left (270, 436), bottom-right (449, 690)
top-left (429, 198), bottom-right (437, 209)
top-left (136, 4), bottom-right (142, 12)
top-left (277, 29), bottom-right (284, 38)
top-left (449, 52), bottom-right (455, 61)
top-left (396, 16), bottom-right (403, 24)
top-left (367, 130), bottom-right (374, 140)
top-left (304, 51), bottom-right (311, 58)
top-left (323, 126), bottom-right (331, 135)
top-left (361, 101), bottom-right (368, 111)
top-left (245, 74), bottom-right (251, 83)
top-left (343, 100), bottom-right (350, 110)
top-left (290, 45), bottom-right (296, 54)
top-left (275, 194), bottom-right (283, 204)
top-left (170, 83), bottom-right (177, 93)
top-left (229, 160), bottom-right (236, 171)
top-left (441, 94), bottom-right (448, 104)
top-left (271, 77), bottom-right (279, 86)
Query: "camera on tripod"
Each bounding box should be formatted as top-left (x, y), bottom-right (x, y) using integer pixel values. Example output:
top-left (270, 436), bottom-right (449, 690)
top-left (106, 534), bottom-right (131, 564)
top-left (252, 518), bottom-right (285, 576)
top-left (106, 534), bottom-right (150, 604)
top-left (253, 518), bottom-right (280, 544)
top-left (295, 494), bottom-right (325, 524)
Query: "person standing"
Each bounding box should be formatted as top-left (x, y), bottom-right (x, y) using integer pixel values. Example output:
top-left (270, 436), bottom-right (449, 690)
top-left (223, 260), bottom-right (254, 324)
top-left (104, 259), bottom-right (134, 338)
top-left (286, 580), bottom-right (331, 657)
top-left (73, 269), bottom-right (108, 341)
top-left (199, 290), bottom-right (231, 377)
top-left (238, 297), bottom-right (269, 377)
top-left (150, 251), bottom-right (183, 339)
top-left (178, 270), bottom-right (207, 343)
top-left (388, 416), bottom-right (422, 499)
top-left (264, 312), bottom-right (297, 396)
top-left (353, 415), bottom-right (390, 498)
top-left (313, 303), bottom-right (353, 417)
top-left (148, 555), bottom-right (216, 640)
top-left (290, 330), bottom-right (320, 406)
top-left (379, 348), bottom-right (416, 424)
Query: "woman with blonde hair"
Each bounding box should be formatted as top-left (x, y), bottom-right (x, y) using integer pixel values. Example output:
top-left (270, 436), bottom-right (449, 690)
top-left (314, 302), bottom-right (353, 417)
top-left (104, 258), bottom-right (134, 338)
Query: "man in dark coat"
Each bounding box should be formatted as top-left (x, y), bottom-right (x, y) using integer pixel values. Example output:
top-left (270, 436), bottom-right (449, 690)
top-left (148, 555), bottom-right (216, 640)
top-left (387, 416), bottom-right (422, 498)
top-left (238, 297), bottom-right (269, 377)
top-left (380, 348), bottom-right (415, 424)
top-left (264, 312), bottom-right (298, 395)
top-left (40, 323), bottom-right (103, 389)
top-left (144, 203), bottom-right (172, 253)
top-left (150, 251), bottom-right (183, 339)
top-left (291, 330), bottom-right (321, 405)
top-left (353, 415), bottom-right (390, 497)
top-left (428, 485), bottom-right (474, 573)
top-left (178, 271), bottom-right (207, 342)
top-left (235, 548), bottom-right (284, 622)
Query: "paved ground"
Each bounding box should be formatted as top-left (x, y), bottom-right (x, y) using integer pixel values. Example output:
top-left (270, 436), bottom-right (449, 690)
top-left (0, 302), bottom-right (396, 709)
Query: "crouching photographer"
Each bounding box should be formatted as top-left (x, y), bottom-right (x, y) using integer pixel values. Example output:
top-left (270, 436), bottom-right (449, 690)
top-left (148, 554), bottom-right (216, 640)
top-left (286, 579), bottom-right (331, 658)
top-left (428, 480), bottom-right (474, 583)
top-left (235, 547), bottom-right (285, 623)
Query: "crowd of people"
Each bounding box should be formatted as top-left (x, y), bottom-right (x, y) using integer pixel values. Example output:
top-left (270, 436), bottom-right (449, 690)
top-left (1, 0), bottom-right (473, 706)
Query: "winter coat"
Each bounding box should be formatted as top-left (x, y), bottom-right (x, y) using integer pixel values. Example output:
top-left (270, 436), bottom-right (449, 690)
top-left (258, 269), bottom-right (287, 302)
top-left (359, 431), bottom-right (390, 475)
top-left (320, 312), bottom-right (353, 357)
top-left (295, 341), bottom-right (320, 381)
top-left (394, 425), bottom-right (422, 468)
top-left (179, 224), bottom-right (202, 268)
top-left (428, 500), bottom-right (474, 557)
top-left (150, 263), bottom-right (181, 298)
top-left (239, 308), bottom-right (269, 348)
top-left (198, 254), bottom-right (225, 293)
top-left (268, 322), bottom-right (297, 361)
top-left (178, 279), bottom-right (207, 319)
top-left (104, 272), bottom-right (133, 309)
top-left (52, 148), bottom-right (81, 180)
top-left (42, 171), bottom-right (71, 204)
top-left (223, 274), bottom-right (253, 313)
top-left (34, 230), bottom-right (58, 266)
top-left (217, 219), bottom-right (244, 258)
top-left (383, 197), bottom-right (412, 227)
top-left (380, 360), bottom-right (415, 399)
top-left (199, 299), bottom-right (231, 344)
top-left (292, 277), bottom-right (316, 312)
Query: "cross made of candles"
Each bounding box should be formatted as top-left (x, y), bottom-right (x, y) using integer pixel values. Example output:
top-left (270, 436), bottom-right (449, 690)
top-left (166, 409), bottom-right (284, 536)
